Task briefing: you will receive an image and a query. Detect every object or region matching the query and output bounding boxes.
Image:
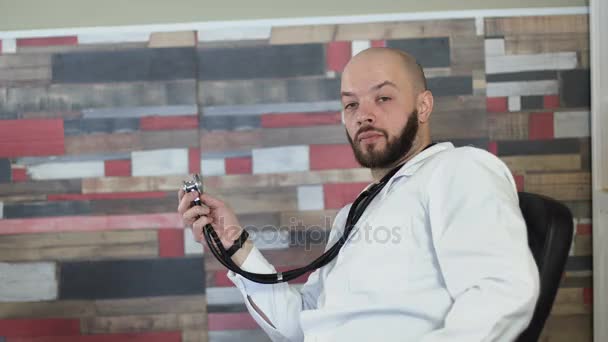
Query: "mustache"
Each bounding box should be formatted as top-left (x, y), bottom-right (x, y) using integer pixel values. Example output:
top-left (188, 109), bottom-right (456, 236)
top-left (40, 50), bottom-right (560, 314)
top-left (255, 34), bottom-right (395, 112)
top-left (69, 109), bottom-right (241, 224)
top-left (355, 126), bottom-right (388, 141)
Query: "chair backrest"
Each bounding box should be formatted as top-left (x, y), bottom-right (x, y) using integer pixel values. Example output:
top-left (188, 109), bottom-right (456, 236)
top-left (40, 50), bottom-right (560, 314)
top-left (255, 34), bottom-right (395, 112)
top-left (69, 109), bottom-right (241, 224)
top-left (516, 192), bottom-right (574, 342)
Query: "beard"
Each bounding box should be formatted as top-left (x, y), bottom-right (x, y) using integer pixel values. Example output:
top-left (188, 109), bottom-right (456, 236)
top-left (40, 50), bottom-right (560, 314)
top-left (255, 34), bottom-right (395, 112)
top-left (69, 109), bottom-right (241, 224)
top-left (346, 110), bottom-right (419, 169)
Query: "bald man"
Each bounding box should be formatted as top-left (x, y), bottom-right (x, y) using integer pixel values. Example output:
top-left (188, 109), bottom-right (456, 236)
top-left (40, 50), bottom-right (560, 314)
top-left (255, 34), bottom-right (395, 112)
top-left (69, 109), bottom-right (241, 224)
top-left (178, 48), bottom-right (540, 341)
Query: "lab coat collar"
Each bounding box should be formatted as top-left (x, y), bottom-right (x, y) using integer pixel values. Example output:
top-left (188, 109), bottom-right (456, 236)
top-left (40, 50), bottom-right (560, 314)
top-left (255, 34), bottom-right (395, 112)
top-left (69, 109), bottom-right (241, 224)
top-left (383, 141), bottom-right (455, 191)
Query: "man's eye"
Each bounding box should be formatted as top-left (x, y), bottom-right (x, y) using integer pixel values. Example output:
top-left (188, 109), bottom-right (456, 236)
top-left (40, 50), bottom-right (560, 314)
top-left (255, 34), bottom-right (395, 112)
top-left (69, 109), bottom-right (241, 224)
top-left (378, 96), bottom-right (391, 102)
top-left (344, 103), bottom-right (358, 110)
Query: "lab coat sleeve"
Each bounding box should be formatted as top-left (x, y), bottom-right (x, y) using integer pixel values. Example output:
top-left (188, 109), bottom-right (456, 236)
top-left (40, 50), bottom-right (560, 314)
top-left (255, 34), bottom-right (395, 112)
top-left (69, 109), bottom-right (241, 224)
top-left (226, 207), bottom-right (349, 342)
top-left (422, 147), bottom-right (540, 342)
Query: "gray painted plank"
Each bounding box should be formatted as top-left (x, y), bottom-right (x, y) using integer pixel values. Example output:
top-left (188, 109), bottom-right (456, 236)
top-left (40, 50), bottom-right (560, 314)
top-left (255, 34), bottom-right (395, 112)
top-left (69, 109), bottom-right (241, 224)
top-left (198, 44), bottom-right (325, 81)
top-left (3, 201), bottom-right (92, 219)
top-left (0, 159), bottom-right (10, 183)
top-left (560, 69), bottom-right (590, 108)
top-left (200, 115), bottom-right (261, 131)
top-left (486, 70), bottom-right (558, 83)
top-left (52, 47), bottom-right (197, 83)
top-left (427, 76), bottom-right (473, 97)
top-left (520, 96), bottom-right (544, 110)
top-left (64, 118), bottom-right (140, 135)
top-left (209, 329), bottom-right (271, 342)
top-left (387, 38), bottom-right (450, 68)
top-left (83, 105), bottom-right (198, 119)
top-left (203, 101), bottom-right (341, 117)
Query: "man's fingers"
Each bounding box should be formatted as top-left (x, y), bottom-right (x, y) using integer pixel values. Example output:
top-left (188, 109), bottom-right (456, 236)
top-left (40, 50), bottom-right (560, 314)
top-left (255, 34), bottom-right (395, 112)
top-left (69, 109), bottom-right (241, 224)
top-left (199, 193), bottom-right (225, 209)
top-left (177, 191), bottom-right (199, 214)
top-left (178, 188), bottom-right (185, 202)
top-left (182, 205), bottom-right (210, 226)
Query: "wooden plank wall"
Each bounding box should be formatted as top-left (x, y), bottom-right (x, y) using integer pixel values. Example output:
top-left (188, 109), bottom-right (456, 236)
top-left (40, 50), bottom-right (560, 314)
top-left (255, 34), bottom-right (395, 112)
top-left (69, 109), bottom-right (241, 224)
top-left (0, 14), bottom-right (592, 342)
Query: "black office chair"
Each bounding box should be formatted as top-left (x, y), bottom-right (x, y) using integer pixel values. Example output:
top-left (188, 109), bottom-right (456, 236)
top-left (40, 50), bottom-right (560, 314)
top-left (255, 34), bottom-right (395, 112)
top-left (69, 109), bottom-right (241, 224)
top-left (516, 192), bottom-right (574, 342)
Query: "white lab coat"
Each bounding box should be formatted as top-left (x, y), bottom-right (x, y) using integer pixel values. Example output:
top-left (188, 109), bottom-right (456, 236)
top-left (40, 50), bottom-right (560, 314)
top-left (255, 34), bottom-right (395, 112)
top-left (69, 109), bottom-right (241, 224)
top-left (227, 142), bottom-right (540, 342)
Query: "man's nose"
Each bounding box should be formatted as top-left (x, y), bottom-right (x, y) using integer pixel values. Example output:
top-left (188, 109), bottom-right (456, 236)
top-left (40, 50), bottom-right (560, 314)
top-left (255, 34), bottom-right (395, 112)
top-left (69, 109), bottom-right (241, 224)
top-left (355, 101), bottom-right (376, 125)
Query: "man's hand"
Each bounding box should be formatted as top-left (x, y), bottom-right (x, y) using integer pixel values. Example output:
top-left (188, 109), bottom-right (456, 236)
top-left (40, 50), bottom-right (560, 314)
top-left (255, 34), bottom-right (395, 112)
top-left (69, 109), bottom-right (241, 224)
top-left (177, 189), bottom-right (243, 249)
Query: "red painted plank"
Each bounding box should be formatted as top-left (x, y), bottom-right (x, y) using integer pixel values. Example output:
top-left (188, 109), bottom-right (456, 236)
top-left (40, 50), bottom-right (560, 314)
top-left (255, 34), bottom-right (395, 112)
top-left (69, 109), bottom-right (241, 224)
top-left (0, 119), bottom-right (65, 158)
top-left (326, 41), bottom-right (351, 72)
top-left (0, 40), bottom-right (3, 54)
top-left (11, 168), bottom-right (27, 182)
top-left (158, 228), bottom-right (185, 257)
top-left (260, 112), bottom-right (341, 128)
top-left (189, 148), bottom-right (200, 174)
top-left (370, 40), bottom-right (386, 48)
top-left (0, 213), bottom-right (183, 235)
top-left (513, 174), bottom-right (524, 192)
top-left (583, 288), bottom-right (593, 305)
top-left (225, 156), bottom-right (252, 175)
top-left (577, 223), bottom-right (592, 235)
top-left (8, 332), bottom-right (181, 342)
top-left (208, 313), bottom-right (260, 331)
top-left (140, 115), bottom-right (198, 131)
top-left (323, 182), bottom-right (369, 209)
top-left (214, 265), bottom-right (311, 287)
top-left (487, 141), bottom-right (498, 155)
top-left (47, 192), bottom-right (167, 201)
top-left (486, 97), bottom-right (508, 113)
top-left (310, 144), bottom-right (358, 170)
top-left (528, 112), bottom-right (554, 140)
top-left (16, 36), bottom-right (78, 47)
top-left (104, 160), bottom-right (131, 177)
top-left (0, 318), bottom-right (79, 337)
top-left (543, 95), bottom-right (560, 109)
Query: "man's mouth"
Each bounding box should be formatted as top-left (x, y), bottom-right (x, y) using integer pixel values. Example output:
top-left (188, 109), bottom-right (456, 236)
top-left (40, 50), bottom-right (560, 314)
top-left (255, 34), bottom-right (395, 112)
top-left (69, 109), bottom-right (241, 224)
top-left (357, 131), bottom-right (385, 143)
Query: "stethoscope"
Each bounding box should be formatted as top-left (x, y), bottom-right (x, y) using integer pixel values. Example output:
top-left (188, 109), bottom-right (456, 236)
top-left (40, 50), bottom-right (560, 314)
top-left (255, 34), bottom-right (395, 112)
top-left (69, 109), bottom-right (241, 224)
top-left (194, 143), bottom-right (434, 284)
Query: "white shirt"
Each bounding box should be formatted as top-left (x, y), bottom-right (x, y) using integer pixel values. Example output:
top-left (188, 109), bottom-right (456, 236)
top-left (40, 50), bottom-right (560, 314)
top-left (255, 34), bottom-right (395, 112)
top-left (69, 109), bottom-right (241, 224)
top-left (227, 142), bottom-right (540, 342)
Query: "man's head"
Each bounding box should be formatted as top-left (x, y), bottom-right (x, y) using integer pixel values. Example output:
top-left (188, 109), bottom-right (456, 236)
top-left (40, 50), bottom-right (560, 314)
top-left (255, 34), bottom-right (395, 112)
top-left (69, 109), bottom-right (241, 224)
top-left (341, 47), bottom-right (434, 170)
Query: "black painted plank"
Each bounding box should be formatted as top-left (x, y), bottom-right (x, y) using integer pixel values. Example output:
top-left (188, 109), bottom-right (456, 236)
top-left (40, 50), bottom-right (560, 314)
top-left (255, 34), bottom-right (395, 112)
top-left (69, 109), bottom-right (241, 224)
top-left (3, 201), bottom-right (92, 218)
top-left (0, 179), bottom-right (81, 196)
top-left (486, 70), bottom-right (557, 83)
top-left (560, 69), bottom-right (590, 108)
top-left (565, 255), bottom-right (592, 271)
top-left (64, 118), bottom-right (140, 136)
top-left (520, 96), bottom-right (544, 110)
top-left (207, 304), bottom-right (248, 313)
top-left (200, 115), bottom-right (261, 131)
top-left (427, 76), bottom-right (473, 96)
top-left (386, 38), bottom-right (450, 68)
top-left (59, 257), bottom-right (205, 299)
top-left (286, 78), bottom-right (340, 102)
top-left (198, 44), bottom-right (325, 81)
top-left (90, 197), bottom-right (175, 215)
top-left (0, 159), bottom-right (10, 183)
top-left (52, 48), bottom-right (197, 83)
top-left (497, 138), bottom-right (580, 156)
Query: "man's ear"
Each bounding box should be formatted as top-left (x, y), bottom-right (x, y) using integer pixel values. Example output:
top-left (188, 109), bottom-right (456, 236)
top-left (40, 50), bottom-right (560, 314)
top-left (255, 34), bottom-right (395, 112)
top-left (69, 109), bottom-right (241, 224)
top-left (417, 90), bottom-right (434, 123)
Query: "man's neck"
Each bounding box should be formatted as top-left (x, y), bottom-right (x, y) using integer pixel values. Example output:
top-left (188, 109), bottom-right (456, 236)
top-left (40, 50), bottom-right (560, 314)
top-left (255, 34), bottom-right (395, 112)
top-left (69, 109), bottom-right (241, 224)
top-left (370, 140), bottom-right (431, 182)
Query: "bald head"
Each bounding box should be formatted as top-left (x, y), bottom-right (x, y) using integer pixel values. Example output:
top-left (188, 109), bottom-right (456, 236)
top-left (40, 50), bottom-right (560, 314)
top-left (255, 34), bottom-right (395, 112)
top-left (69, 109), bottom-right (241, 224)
top-left (343, 47), bottom-right (427, 95)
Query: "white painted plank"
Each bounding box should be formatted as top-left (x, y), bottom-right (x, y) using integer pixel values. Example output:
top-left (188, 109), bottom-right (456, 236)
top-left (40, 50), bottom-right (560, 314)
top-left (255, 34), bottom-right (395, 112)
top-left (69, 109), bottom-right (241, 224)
top-left (17, 152), bottom-right (131, 166)
top-left (554, 111), bottom-right (590, 138)
top-left (198, 27), bottom-right (271, 42)
top-left (201, 159), bottom-right (226, 176)
top-left (184, 228), bottom-right (204, 255)
top-left (486, 52), bottom-right (577, 74)
top-left (484, 38), bottom-right (505, 56)
top-left (297, 185), bottom-right (324, 211)
top-left (0, 201), bottom-right (3, 219)
top-left (508, 96), bottom-right (521, 112)
top-left (252, 145), bottom-right (310, 174)
top-left (78, 32), bottom-right (150, 44)
top-left (0, 262), bottom-right (57, 302)
top-left (82, 105), bottom-right (197, 119)
top-left (475, 17), bottom-right (485, 36)
top-left (352, 40), bottom-right (371, 56)
top-left (131, 148), bottom-right (188, 176)
top-left (249, 229), bottom-right (289, 250)
top-left (486, 80), bottom-right (558, 97)
top-left (204, 101), bottom-right (341, 117)
top-left (2, 39), bottom-right (17, 53)
top-left (27, 161), bottom-right (104, 180)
